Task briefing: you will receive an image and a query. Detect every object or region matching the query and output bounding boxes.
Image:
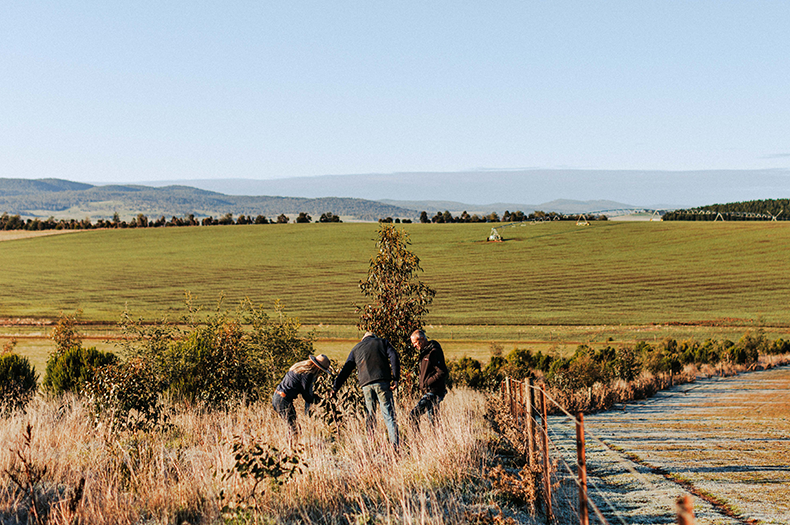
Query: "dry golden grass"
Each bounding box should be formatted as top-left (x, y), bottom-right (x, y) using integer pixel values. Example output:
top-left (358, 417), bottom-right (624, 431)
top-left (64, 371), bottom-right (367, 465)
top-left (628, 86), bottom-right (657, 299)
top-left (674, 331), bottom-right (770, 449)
top-left (0, 388), bottom-right (544, 524)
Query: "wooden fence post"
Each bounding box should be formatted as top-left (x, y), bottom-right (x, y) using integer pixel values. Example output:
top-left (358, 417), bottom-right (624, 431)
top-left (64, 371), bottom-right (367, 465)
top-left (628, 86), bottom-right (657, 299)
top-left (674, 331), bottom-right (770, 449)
top-left (526, 378), bottom-right (535, 466)
top-left (677, 495), bottom-right (695, 525)
top-left (540, 385), bottom-right (553, 523)
top-left (517, 380), bottom-right (523, 424)
top-left (505, 377), bottom-right (511, 414)
top-left (576, 412), bottom-right (589, 525)
top-left (510, 379), bottom-right (516, 419)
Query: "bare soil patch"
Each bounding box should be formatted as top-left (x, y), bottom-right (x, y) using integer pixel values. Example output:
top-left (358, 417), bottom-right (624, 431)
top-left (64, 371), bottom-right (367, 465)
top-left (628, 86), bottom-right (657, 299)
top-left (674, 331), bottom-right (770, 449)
top-left (0, 230), bottom-right (79, 242)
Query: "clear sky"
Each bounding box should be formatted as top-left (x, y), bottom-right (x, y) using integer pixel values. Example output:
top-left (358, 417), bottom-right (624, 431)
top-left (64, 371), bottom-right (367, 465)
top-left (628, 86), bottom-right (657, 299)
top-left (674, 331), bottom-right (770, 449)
top-left (2, 1), bottom-right (788, 185)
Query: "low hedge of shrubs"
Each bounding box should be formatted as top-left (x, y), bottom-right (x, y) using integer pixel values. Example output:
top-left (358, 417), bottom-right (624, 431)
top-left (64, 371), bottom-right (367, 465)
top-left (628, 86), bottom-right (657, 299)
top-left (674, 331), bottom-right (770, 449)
top-left (449, 330), bottom-right (790, 392)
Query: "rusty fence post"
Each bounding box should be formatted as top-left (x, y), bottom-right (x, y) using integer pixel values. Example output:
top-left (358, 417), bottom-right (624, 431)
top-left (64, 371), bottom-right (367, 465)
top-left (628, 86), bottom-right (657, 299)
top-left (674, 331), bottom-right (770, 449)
top-left (576, 412), bottom-right (589, 525)
top-left (677, 495), bottom-right (695, 525)
top-left (526, 378), bottom-right (535, 467)
top-left (540, 385), bottom-right (553, 523)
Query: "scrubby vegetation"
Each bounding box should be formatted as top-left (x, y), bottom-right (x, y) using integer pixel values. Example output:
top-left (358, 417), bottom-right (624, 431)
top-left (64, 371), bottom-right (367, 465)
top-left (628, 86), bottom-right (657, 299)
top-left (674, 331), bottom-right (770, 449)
top-left (449, 329), bottom-right (790, 413)
top-left (0, 340), bottom-right (37, 413)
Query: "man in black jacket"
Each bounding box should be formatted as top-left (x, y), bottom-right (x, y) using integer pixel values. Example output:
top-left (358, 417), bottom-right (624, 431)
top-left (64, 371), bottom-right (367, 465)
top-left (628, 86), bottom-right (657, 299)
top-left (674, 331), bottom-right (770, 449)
top-left (332, 332), bottom-right (400, 448)
top-left (409, 329), bottom-right (448, 426)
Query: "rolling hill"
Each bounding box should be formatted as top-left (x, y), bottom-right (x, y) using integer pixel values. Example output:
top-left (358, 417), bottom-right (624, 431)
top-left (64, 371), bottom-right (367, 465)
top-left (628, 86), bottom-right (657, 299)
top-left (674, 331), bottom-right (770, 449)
top-left (0, 179), bottom-right (416, 221)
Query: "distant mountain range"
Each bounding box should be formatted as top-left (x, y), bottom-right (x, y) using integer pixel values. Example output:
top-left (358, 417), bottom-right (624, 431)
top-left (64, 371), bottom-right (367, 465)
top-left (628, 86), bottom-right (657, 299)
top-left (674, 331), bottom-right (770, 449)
top-left (378, 199), bottom-right (640, 215)
top-left (0, 177), bottom-right (648, 221)
top-left (135, 168), bottom-right (790, 209)
top-left (0, 179), bottom-right (414, 221)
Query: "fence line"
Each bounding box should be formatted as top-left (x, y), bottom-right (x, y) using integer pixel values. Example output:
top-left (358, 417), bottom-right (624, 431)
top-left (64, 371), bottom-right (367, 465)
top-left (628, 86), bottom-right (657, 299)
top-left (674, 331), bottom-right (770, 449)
top-left (497, 377), bottom-right (696, 525)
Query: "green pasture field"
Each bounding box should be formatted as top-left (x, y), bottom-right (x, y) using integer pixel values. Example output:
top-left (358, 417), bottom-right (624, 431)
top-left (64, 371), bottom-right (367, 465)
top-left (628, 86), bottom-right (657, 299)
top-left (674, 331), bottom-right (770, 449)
top-left (2, 221), bottom-right (789, 325)
top-left (2, 221), bottom-right (790, 371)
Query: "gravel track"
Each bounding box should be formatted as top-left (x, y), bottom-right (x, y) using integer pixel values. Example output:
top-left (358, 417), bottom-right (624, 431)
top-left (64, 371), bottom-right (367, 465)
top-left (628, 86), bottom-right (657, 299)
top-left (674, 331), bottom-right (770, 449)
top-left (545, 366), bottom-right (790, 524)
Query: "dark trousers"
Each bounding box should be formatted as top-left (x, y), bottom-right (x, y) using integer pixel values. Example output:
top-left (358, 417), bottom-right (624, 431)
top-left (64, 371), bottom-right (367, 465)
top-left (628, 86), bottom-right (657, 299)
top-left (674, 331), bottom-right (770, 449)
top-left (272, 391), bottom-right (297, 431)
top-left (409, 391), bottom-right (445, 426)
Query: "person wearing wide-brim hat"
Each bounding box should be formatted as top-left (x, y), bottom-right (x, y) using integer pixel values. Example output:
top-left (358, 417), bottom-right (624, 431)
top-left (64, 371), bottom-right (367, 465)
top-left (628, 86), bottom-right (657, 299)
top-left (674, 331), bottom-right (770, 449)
top-left (272, 354), bottom-right (332, 432)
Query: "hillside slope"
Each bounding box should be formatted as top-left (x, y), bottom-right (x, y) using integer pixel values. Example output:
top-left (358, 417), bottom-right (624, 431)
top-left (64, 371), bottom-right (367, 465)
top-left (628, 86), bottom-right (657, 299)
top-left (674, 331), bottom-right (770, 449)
top-left (0, 178), bottom-right (417, 221)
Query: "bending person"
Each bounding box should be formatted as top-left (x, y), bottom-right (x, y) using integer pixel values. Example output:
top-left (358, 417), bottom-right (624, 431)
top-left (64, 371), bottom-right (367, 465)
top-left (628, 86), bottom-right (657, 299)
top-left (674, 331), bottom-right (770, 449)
top-left (273, 354), bottom-right (331, 432)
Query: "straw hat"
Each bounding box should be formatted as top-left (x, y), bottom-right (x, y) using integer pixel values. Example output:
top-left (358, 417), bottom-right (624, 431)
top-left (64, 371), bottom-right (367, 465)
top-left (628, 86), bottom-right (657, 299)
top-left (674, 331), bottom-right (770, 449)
top-left (309, 354), bottom-right (331, 373)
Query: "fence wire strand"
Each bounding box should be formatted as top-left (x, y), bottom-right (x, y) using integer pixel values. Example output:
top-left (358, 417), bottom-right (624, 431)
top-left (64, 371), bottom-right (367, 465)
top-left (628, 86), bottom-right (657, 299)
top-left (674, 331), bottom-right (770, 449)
top-left (545, 417), bottom-right (618, 525)
top-left (499, 378), bottom-right (686, 525)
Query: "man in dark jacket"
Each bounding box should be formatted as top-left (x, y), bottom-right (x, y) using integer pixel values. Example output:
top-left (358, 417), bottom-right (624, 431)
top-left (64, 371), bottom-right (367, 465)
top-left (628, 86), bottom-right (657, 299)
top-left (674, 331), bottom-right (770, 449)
top-left (332, 332), bottom-right (400, 447)
top-left (409, 329), bottom-right (448, 426)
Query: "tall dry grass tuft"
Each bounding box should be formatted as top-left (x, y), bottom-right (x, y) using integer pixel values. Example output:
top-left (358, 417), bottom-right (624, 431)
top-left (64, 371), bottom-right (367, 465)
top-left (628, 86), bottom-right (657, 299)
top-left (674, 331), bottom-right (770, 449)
top-left (0, 388), bottom-right (541, 524)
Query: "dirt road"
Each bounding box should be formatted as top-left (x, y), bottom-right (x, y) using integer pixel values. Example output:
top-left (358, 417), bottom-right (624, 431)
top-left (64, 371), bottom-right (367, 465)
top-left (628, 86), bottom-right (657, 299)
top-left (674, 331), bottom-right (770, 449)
top-left (548, 365), bottom-right (790, 524)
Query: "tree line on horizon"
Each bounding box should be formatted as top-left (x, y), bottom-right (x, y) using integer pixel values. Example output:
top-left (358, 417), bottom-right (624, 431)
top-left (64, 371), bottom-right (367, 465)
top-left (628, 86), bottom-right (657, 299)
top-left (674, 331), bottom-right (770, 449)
top-left (414, 209), bottom-right (607, 223)
top-left (0, 211), bottom-right (345, 231)
top-left (663, 198), bottom-right (790, 221)
top-left (2, 208), bottom-right (609, 231)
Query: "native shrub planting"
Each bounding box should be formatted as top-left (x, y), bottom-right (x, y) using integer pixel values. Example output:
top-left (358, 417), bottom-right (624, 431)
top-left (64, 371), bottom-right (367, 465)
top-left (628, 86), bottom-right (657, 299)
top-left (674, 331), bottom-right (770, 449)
top-left (0, 350), bottom-right (38, 413)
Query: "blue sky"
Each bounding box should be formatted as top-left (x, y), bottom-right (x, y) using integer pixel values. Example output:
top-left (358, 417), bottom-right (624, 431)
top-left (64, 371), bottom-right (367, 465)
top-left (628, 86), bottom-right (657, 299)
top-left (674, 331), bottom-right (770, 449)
top-left (2, 2), bottom-right (789, 187)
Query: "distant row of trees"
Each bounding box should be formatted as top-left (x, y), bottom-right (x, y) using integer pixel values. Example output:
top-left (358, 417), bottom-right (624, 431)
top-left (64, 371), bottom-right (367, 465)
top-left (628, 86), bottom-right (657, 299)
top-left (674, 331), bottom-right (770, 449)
top-left (417, 210), bottom-right (606, 223)
top-left (664, 198), bottom-right (790, 221)
top-left (663, 211), bottom-right (790, 221)
top-left (0, 211), bottom-right (343, 231)
top-left (2, 208), bottom-right (613, 230)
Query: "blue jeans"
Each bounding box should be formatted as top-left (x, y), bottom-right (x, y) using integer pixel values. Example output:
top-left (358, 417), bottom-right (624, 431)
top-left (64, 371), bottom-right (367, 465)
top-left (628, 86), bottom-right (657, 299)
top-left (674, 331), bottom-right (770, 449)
top-left (410, 392), bottom-right (445, 425)
top-left (362, 382), bottom-right (400, 448)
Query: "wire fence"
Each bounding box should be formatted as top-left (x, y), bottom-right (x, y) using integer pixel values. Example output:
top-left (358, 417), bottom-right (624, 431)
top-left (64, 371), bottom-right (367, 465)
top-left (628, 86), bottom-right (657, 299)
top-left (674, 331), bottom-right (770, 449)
top-left (497, 377), bottom-right (699, 525)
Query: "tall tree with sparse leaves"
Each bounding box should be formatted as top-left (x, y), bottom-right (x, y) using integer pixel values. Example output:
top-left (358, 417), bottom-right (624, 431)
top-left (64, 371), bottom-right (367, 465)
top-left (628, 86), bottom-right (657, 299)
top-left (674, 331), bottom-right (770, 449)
top-left (356, 224), bottom-right (436, 389)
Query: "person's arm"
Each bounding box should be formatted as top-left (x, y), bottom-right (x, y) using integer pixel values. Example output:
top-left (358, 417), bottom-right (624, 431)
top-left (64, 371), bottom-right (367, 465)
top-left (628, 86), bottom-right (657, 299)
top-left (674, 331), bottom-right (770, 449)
top-left (385, 340), bottom-right (400, 387)
top-left (332, 351), bottom-right (356, 392)
top-left (422, 343), bottom-right (447, 388)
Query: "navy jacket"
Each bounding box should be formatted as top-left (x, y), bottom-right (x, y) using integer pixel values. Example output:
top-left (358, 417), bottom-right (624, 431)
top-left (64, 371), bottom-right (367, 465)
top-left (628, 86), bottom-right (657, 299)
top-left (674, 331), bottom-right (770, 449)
top-left (333, 334), bottom-right (400, 390)
top-left (275, 370), bottom-right (316, 404)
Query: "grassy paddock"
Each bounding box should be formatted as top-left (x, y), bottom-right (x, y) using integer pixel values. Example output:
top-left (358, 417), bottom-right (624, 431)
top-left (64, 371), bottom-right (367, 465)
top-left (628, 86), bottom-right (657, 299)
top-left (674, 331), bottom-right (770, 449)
top-left (1, 221), bottom-right (790, 326)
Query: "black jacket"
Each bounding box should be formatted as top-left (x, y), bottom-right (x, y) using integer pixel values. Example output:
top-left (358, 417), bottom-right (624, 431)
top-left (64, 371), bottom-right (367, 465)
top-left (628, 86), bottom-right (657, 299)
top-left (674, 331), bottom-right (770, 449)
top-left (418, 340), bottom-right (448, 395)
top-left (333, 334), bottom-right (400, 390)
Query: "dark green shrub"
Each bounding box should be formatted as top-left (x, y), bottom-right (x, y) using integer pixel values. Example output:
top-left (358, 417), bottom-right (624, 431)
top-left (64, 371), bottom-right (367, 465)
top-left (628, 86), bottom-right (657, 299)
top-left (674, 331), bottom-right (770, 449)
top-left (727, 331), bottom-right (764, 365)
top-left (566, 353), bottom-right (604, 389)
top-left (483, 355), bottom-right (508, 389)
top-left (447, 357), bottom-right (484, 389)
top-left (167, 320), bottom-right (256, 406)
top-left (768, 338), bottom-right (790, 355)
top-left (43, 346), bottom-right (118, 396)
top-left (85, 357), bottom-right (166, 433)
top-left (0, 353), bottom-right (38, 412)
top-left (614, 345), bottom-right (640, 381)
